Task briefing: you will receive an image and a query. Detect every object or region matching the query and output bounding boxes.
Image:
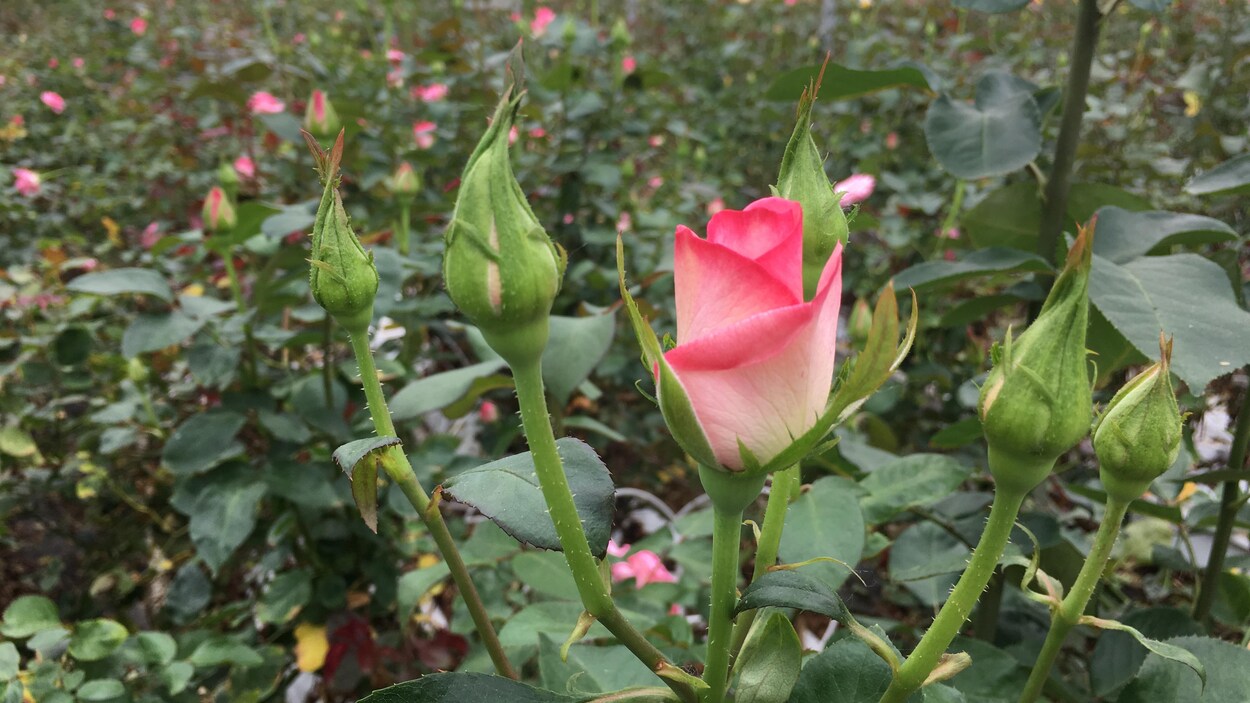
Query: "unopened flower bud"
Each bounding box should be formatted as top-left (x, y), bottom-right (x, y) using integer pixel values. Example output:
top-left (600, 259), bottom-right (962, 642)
top-left (848, 298), bottom-right (872, 349)
top-left (202, 186), bottom-right (236, 232)
top-left (305, 131), bottom-right (379, 332)
top-left (443, 45), bottom-right (564, 367)
top-left (304, 89), bottom-right (341, 140)
top-left (388, 161), bottom-right (420, 197)
top-left (1095, 336), bottom-right (1182, 502)
top-left (775, 66), bottom-right (848, 300)
top-left (127, 357), bottom-right (150, 384)
top-left (610, 18), bottom-right (632, 51)
top-left (978, 223), bottom-right (1095, 494)
top-left (217, 161), bottom-right (239, 191)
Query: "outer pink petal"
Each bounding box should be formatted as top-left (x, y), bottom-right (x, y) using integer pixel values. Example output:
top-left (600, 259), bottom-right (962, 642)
top-left (667, 246), bottom-right (843, 468)
top-left (674, 226), bottom-right (800, 344)
top-left (706, 197), bottom-right (803, 299)
top-left (610, 561), bottom-right (634, 583)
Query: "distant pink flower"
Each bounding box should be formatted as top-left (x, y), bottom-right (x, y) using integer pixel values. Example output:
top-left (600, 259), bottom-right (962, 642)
top-left (40, 91), bottom-right (65, 114)
top-left (13, 168), bottom-right (41, 197)
top-left (130, 17), bottom-right (147, 35)
top-left (834, 173), bottom-right (875, 205)
top-left (606, 540), bottom-right (631, 558)
top-left (412, 83), bottom-right (448, 102)
top-left (413, 121), bottom-right (436, 149)
top-left (938, 227), bottom-right (960, 240)
top-left (0, 76), bottom-right (6, 86)
top-left (531, 7), bottom-right (556, 36)
top-left (509, 126), bottom-right (519, 145)
top-left (78, 258), bottom-right (99, 272)
top-left (648, 176), bottom-right (663, 189)
top-left (707, 197), bottom-right (725, 216)
top-left (616, 211), bottom-right (632, 233)
top-left (785, 0), bottom-right (799, 5)
top-left (386, 69), bottom-right (404, 88)
top-left (668, 603), bottom-right (685, 616)
top-left (140, 222), bottom-right (162, 248)
top-left (48, 58), bottom-right (59, 69)
top-left (334, 10), bottom-right (346, 21)
top-left (73, 57), bottom-right (85, 69)
top-left (103, 8), bottom-right (116, 19)
top-left (885, 132), bottom-right (899, 150)
top-left (233, 155), bottom-right (255, 180)
top-left (479, 401), bottom-right (499, 423)
top-left (648, 134), bottom-right (665, 148)
top-left (562, 213), bottom-right (574, 225)
top-left (943, 250), bottom-right (957, 262)
top-left (621, 55), bottom-right (637, 74)
top-left (292, 33), bottom-right (306, 45)
top-left (611, 550), bottom-right (677, 588)
top-left (528, 127), bottom-right (547, 139)
top-left (386, 49), bottom-right (405, 64)
top-left (247, 91), bottom-right (285, 114)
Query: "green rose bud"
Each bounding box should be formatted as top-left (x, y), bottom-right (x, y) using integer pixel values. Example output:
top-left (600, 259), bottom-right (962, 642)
top-left (304, 130), bottom-right (379, 332)
top-left (388, 161), bottom-right (421, 197)
top-left (202, 186), bottom-right (237, 233)
top-left (1094, 335), bottom-right (1183, 502)
top-left (978, 223), bottom-right (1094, 494)
top-left (444, 45), bottom-right (564, 367)
top-left (304, 89), bottom-right (341, 140)
top-left (217, 161), bottom-right (239, 193)
top-left (609, 18), bottom-right (632, 51)
top-left (127, 357), bottom-right (150, 385)
top-left (775, 64), bottom-right (848, 301)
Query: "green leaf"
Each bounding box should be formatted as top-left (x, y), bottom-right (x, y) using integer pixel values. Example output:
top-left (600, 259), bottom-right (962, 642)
top-left (361, 672), bottom-right (579, 703)
top-left (733, 613), bottom-right (802, 703)
top-left (1090, 607), bottom-right (1203, 697)
top-left (68, 619), bottom-right (128, 662)
top-left (778, 477), bottom-right (864, 592)
top-left (1081, 617), bottom-right (1205, 690)
top-left (162, 661), bottom-right (194, 695)
top-left (169, 467), bottom-right (268, 574)
top-left (1186, 154), bottom-right (1250, 196)
top-left (953, 0), bottom-right (1030, 11)
top-left (67, 268), bottom-right (173, 302)
top-left (788, 639), bottom-right (892, 703)
top-left (0, 427), bottom-right (39, 460)
top-left (0, 642), bottom-right (18, 682)
top-left (75, 679), bottom-right (126, 701)
top-left (1127, 0), bottom-right (1174, 12)
top-left (888, 520), bottom-right (970, 584)
top-left (332, 437), bottom-right (401, 476)
top-left (122, 310), bottom-right (209, 357)
top-left (513, 551), bottom-right (581, 601)
top-left (892, 248), bottom-right (1050, 292)
top-left (925, 72), bottom-right (1042, 179)
top-left (538, 634), bottom-right (656, 695)
top-left (162, 411), bottom-right (247, 476)
top-left (1089, 253), bottom-right (1250, 391)
top-left (0, 595), bottom-right (60, 638)
top-left (333, 436), bottom-right (400, 533)
top-left (257, 112), bottom-right (304, 144)
top-left (442, 438), bottom-right (615, 558)
top-left (765, 62), bottom-right (934, 102)
top-left (1112, 636), bottom-right (1248, 702)
top-left (1065, 183), bottom-right (1153, 224)
top-left (858, 454), bottom-right (972, 525)
top-left (961, 181), bottom-right (1042, 250)
top-left (1092, 207), bottom-right (1238, 264)
top-left (734, 570), bottom-right (852, 621)
top-left (542, 314), bottom-right (617, 405)
top-left (256, 570), bottom-right (312, 625)
top-left (188, 636), bottom-right (264, 668)
top-left (130, 631), bottom-right (178, 667)
top-left (944, 637), bottom-right (1029, 699)
top-left (389, 360), bottom-right (507, 422)
top-left (397, 562), bottom-right (451, 623)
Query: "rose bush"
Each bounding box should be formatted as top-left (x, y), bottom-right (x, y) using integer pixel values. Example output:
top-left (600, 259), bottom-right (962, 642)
top-left (663, 197), bottom-right (842, 470)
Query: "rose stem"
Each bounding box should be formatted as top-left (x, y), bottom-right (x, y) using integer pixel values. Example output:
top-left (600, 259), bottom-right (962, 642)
top-left (1019, 496), bottom-right (1130, 703)
top-left (511, 357), bottom-right (699, 703)
top-left (345, 325), bottom-right (517, 680)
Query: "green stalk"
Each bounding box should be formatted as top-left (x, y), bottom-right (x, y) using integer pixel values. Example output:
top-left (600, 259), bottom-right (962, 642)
top-left (346, 327), bottom-right (517, 680)
top-left (727, 465), bottom-right (800, 662)
top-left (511, 358), bottom-right (698, 703)
top-left (702, 506), bottom-right (746, 703)
top-left (880, 487), bottom-right (1029, 702)
top-left (1019, 497), bottom-right (1130, 703)
top-left (1193, 384), bottom-right (1250, 623)
top-left (397, 202), bottom-right (411, 257)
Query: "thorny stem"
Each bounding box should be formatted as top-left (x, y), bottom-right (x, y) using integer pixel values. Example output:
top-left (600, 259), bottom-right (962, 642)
top-left (346, 326), bottom-right (517, 680)
top-left (702, 505), bottom-right (746, 703)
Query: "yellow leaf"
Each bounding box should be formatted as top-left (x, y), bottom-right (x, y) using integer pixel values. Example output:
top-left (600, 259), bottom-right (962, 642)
top-left (180, 283), bottom-right (205, 297)
top-left (102, 217), bottom-right (122, 246)
top-left (1174, 481), bottom-right (1197, 504)
top-left (1183, 91), bottom-right (1201, 117)
top-left (294, 623), bottom-right (329, 673)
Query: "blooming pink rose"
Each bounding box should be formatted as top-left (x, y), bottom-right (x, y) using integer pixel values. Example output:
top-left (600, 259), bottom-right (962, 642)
top-left (611, 550), bottom-right (677, 588)
top-left (531, 7), bottom-right (556, 36)
top-left (247, 91), bottom-right (285, 114)
top-left (648, 176), bottom-right (663, 189)
top-left (621, 55), bottom-right (637, 73)
top-left (412, 83), bottom-right (448, 102)
top-left (233, 155), bottom-right (255, 179)
top-left (73, 57), bottom-right (85, 69)
top-left (663, 197), bottom-right (843, 469)
top-left (13, 168), bottom-right (41, 197)
top-left (292, 32), bottom-right (306, 45)
top-left (130, 17), bottom-right (147, 35)
top-left (40, 91), bottom-right (66, 114)
top-left (413, 121), bottom-right (436, 149)
top-left (386, 49), bottom-right (405, 64)
top-left (834, 173), bottom-right (875, 206)
top-left (103, 8), bottom-right (116, 19)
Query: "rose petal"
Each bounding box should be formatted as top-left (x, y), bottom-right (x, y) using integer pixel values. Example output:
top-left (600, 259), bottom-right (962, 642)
top-left (706, 197), bottom-right (803, 299)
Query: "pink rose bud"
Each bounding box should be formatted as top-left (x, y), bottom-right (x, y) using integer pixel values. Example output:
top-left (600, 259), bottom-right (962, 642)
top-left (833, 173), bottom-right (876, 206)
top-left (531, 6), bottom-right (556, 36)
top-left (104, 8), bottom-right (116, 19)
top-left (40, 91), bottom-right (66, 114)
top-left (48, 58), bottom-right (59, 69)
top-left (616, 211), bottom-right (632, 234)
top-left (130, 17), bottom-right (147, 35)
top-left (660, 198), bottom-right (843, 471)
top-left (528, 127), bottom-right (546, 139)
top-left (292, 33), bottom-right (306, 45)
top-left (886, 131), bottom-right (900, 150)
top-left (247, 91), bottom-right (285, 114)
top-left (202, 186), bottom-right (237, 232)
top-left (413, 121), bottom-right (437, 149)
top-left (386, 49), bottom-right (405, 64)
top-left (13, 168), bottom-right (41, 197)
top-left (649, 135), bottom-right (665, 148)
top-left (303, 89), bottom-right (341, 138)
top-left (412, 83), bottom-right (448, 102)
top-left (233, 155), bottom-right (255, 180)
top-left (706, 197), bottom-right (725, 216)
top-left (621, 55), bottom-right (637, 74)
top-left (478, 400), bottom-right (500, 423)
top-left (648, 176), bottom-right (663, 189)
top-left (73, 57), bottom-right (85, 69)
top-left (388, 161), bottom-right (421, 198)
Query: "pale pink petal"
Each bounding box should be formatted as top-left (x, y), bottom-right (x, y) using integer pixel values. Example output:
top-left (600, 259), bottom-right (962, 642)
top-left (610, 561), bottom-right (635, 583)
top-left (705, 197), bottom-right (803, 299)
top-left (627, 551), bottom-right (677, 587)
top-left (606, 540), bottom-right (631, 558)
top-left (233, 156), bottom-right (255, 179)
top-left (673, 226), bottom-right (799, 344)
top-left (834, 173), bottom-right (875, 205)
top-left (40, 91), bottom-right (66, 114)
